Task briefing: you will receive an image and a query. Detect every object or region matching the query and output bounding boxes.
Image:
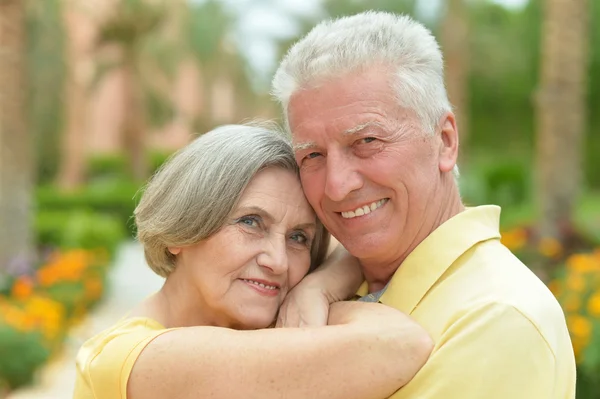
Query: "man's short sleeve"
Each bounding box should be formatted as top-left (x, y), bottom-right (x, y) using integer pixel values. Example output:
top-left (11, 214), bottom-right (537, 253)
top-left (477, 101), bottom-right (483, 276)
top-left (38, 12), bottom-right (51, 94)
top-left (389, 302), bottom-right (557, 399)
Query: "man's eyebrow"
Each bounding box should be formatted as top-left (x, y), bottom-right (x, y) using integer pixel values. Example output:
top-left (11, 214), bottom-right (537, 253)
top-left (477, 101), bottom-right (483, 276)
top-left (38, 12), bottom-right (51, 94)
top-left (343, 121), bottom-right (384, 136)
top-left (293, 121), bottom-right (384, 152)
top-left (293, 141), bottom-right (318, 152)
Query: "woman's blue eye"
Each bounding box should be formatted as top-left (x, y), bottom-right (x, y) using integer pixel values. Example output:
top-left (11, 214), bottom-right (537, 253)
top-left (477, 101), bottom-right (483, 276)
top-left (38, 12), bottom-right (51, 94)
top-left (290, 232), bottom-right (308, 245)
top-left (238, 216), bottom-right (259, 227)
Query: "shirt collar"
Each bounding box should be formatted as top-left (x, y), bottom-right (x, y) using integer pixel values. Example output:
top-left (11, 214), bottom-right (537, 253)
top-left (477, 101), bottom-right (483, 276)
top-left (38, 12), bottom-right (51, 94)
top-left (356, 205), bottom-right (502, 313)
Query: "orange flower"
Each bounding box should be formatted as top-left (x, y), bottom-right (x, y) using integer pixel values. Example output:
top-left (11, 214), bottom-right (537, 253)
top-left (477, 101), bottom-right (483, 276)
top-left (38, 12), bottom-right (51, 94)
top-left (84, 277), bottom-right (104, 300)
top-left (11, 275), bottom-right (34, 300)
top-left (36, 249), bottom-right (95, 286)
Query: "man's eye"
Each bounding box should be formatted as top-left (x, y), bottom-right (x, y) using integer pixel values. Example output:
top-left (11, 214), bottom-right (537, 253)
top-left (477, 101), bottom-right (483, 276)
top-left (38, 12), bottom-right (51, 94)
top-left (306, 152), bottom-right (322, 159)
top-left (360, 137), bottom-right (376, 144)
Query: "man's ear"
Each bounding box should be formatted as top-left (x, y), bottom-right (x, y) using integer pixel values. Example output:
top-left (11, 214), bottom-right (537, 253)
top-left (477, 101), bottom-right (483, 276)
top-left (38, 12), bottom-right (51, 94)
top-left (438, 112), bottom-right (459, 173)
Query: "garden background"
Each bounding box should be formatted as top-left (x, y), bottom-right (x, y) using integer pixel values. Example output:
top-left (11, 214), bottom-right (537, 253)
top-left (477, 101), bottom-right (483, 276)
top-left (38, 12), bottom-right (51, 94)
top-left (0, 0), bottom-right (599, 397)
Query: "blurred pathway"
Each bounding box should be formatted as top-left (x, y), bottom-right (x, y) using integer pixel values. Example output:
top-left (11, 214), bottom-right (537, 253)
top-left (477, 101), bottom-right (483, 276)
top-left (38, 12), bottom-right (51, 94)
top-left (8, 242), bottom-right (164, 399)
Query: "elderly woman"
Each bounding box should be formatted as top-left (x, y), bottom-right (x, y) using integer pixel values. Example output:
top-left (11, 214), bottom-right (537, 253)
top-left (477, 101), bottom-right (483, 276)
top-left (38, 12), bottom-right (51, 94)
top-left (74, 124), bottom-right (432, 399)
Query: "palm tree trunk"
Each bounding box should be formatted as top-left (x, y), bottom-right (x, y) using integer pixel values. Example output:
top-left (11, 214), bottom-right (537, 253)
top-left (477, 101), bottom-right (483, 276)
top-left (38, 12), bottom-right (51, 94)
top-left (122, 50), bottom-right (148, 181)
top-left (441, 0), bottom-right (470, 168)
top-left (56, 6), bottom-right (89, 191)
top-left (535, 0), bottom-right (589, 239)
top-left (0, 0), bottom-right (34, 274)
top-left (534, 0), bottom-right (589, 279)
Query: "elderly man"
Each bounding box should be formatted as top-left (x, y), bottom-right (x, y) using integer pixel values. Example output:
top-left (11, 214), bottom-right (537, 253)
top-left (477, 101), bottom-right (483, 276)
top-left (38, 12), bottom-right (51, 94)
top-left (273, 11), bottom-right (576, 399)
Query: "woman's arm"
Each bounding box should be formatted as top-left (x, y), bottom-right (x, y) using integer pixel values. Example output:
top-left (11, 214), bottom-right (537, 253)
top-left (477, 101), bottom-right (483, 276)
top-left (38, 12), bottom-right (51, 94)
top-left (277, 240), bottom-right (364, 327)
top-left (128, 301), bottom-right (433, 399)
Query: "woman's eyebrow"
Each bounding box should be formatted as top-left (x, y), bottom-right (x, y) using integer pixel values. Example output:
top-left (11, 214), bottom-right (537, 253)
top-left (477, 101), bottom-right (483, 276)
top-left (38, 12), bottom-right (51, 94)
top-left (293, 222), bottom-right (317, 232)
top-left (235, 206), bottom-right (274, 223)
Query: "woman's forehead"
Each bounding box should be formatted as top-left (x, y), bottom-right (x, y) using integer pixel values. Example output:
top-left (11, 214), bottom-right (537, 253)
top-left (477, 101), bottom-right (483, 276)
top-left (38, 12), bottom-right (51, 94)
top-left (238, 168), bottom-right (316, 225)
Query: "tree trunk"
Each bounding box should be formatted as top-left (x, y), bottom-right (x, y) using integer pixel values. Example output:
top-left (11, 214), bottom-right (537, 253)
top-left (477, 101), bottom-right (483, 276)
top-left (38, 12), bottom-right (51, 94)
top-left (441, 0), bottom-right (470, 169)
top-left (0, 0), bottom-right (33, 275)
top-left (56, 5), bottom-right (90, 191)
top-left (535, 0), bottom-right (589, 240)
top-left (534, 0), bottom-right (589, 280)
top-left (121, 51), bottom-right (148, 181)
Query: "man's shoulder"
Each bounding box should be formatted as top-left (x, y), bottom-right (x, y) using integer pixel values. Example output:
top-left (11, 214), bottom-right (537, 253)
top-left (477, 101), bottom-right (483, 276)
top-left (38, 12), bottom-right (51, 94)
top-left (433, 239), bottom-right (569, 343)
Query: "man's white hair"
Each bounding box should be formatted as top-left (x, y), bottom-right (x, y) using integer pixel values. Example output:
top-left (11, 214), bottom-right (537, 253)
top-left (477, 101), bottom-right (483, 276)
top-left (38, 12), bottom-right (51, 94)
top-left (272, 11), bottom-right (452, 136)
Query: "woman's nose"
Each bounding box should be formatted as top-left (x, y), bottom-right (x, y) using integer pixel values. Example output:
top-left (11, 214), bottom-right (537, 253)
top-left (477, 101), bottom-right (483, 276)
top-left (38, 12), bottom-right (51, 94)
top-left (256, 235), bottom-right (289, 275)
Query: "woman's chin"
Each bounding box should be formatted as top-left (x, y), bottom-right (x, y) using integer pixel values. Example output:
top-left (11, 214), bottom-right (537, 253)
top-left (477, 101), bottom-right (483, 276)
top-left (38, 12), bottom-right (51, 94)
top-left (236, 314), bottom-right (277, 330)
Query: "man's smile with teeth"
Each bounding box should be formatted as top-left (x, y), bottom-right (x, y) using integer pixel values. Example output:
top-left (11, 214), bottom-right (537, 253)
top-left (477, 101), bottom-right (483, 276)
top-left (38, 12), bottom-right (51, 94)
top-left (341, 199), bottom-right (388, 219)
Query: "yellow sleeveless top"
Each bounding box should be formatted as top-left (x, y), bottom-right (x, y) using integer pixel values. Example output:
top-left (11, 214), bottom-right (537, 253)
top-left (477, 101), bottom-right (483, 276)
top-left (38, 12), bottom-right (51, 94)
top-left (73, 317), bottom-right (174, 399)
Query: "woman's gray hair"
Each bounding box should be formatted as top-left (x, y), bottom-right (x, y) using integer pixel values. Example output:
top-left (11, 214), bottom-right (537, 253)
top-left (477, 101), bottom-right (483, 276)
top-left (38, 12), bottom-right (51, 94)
top-left (272, 11), bottom-right (452, 136)
top-left (134, 123), bottom-right (330, 277)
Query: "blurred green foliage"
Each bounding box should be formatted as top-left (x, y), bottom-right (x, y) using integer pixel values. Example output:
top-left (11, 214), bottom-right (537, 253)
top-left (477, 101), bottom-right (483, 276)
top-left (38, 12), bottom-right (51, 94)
top-left (460, 158), bottom-right (531, 208)
top-left (35, 152), bottom-right (172, 253)
top-left (37, 182), bottom-right (137, 234)
top-left (0, 326), bottom-right (49, 391)
top-left (36, 210), bottom-right (128, 255)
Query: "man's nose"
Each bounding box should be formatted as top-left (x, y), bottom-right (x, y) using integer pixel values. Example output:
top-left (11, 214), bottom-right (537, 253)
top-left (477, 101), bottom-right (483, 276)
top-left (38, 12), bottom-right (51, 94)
top-left (324, 150), bottom-right (363, 202)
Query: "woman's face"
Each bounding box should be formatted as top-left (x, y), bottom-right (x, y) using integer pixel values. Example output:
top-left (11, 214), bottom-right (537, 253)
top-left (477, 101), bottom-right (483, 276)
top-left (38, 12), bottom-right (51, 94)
top-left (170, 167), bottom-right (317, 329)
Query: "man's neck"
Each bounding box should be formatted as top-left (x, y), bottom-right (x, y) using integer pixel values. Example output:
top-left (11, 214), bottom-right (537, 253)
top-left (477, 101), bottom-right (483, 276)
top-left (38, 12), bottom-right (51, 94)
top-left (361, 185), bottom-right (464, 293)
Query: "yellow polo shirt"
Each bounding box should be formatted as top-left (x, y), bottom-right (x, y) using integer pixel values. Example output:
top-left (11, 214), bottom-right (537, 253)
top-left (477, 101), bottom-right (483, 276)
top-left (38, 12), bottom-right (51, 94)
top-left (357, 205), bottom-right (576, 398)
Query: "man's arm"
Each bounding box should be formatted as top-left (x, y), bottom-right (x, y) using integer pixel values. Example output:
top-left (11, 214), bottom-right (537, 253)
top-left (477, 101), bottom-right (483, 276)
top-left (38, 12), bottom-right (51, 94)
top-left (390, 302), bottom-right (559, 399)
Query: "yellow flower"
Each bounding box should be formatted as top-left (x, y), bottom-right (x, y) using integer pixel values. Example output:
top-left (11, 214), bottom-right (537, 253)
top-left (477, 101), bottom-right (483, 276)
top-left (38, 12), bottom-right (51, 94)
top-left (538, 237), bottom-right (563, 259)
top-left (588, 292), bottom-right (600, 317)
top-left (500, 228), bottom-right (528, 251)
top-left (22, 295), bottom-right (66, 341)
top-left (3, 306), bottom-right (26, 329)
top-left (563, 295), bottom-right (581, 313)
top-left (567, 254), bottom-right (600, 274)
top-left (566, 273), bottom-right (586, 292)
top-left (568, 314), bottom-right (592, 341)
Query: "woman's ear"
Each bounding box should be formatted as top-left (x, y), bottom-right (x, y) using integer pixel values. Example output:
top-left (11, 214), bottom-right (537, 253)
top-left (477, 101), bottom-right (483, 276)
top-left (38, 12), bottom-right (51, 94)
top-left (168, 247), bottom-right (182, 255)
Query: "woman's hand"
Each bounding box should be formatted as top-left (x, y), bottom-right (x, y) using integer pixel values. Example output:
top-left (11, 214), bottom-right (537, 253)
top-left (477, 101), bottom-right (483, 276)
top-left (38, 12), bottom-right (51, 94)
top-left (276, 276), bottom-right (331, 327)
top-left (276, 241), bottom-right (363, 327)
